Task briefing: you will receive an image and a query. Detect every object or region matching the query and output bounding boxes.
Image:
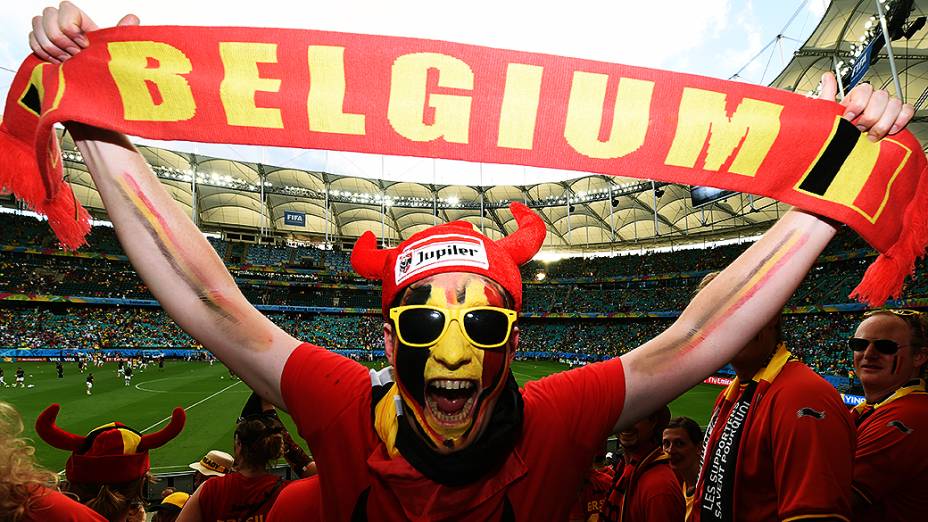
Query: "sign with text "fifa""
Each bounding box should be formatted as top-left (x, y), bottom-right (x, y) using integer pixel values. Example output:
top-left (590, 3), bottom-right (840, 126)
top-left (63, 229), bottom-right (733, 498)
top-left (284, 211), bottom-right (306, 227)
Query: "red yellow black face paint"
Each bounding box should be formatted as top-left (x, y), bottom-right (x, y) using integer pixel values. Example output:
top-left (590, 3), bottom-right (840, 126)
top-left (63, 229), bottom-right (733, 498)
top-left (392, 273), bottom-right (514, 452)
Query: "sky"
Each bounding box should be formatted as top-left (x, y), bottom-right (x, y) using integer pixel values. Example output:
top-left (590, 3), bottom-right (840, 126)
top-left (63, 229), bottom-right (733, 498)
top-left (0, 0), bottom-right (831, 186)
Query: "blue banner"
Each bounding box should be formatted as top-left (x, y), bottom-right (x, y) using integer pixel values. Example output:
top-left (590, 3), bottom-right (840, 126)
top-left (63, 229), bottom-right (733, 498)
top-left (841, 393), bottom-right (866, 406)
top-left (848, 33), bottom-right (878, 89)
top-left (284, 211), bottom-right (306, 227)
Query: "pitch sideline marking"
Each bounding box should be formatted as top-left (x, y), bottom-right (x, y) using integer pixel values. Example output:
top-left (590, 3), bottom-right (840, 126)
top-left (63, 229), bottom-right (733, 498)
top-left (140, 380), bottom-right (242, 433)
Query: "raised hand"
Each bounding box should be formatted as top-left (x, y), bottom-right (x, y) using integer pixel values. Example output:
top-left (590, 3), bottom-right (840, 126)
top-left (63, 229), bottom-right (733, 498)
top-left (29, 1), bottom-right (139, 64)
top-left (817, 72), bottom-right (914, 141)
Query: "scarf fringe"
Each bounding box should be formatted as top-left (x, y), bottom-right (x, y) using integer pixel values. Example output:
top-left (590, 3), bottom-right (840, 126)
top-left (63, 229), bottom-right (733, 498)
top-left (37, 184), bottom-right (90, 251)
top-left (851, 164), bottom-right (928, 306)
top-left (0, 127), bottom-right (45, 211)
top-left (0, 126), bottom-right (89, 250)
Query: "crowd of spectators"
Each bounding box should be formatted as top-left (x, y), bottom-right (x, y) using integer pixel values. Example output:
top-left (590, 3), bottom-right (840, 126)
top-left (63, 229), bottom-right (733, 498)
top-left (0, 254), bottom-right (148, 299)
top-left (0, 304), bottom-right (862, 377)
top-left (0, 214), bottom-right (923, 377)
top-left (0, 306), bottom-right (195, 350)
top-left (0, 212), bottom-right (355, 271)
top-left (518, 319), bottom-right (671, 359)
top-left (0, 306), bottom-right (384, 352)
top-left (520, 225), bottom-right (872, 280)
top-left (0, 213), bottom-right (123, 254)
top-left (5, 247), bottom-right (924, 313)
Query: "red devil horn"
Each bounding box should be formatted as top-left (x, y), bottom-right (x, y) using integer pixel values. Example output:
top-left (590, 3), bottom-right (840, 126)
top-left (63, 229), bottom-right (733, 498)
top-left (138, 408), bottom-right (186, 451)
top-left (351, 230), bottom-right (392, 280)
top-left (35, 404), bottom-right (84, 451)
top-left (497, 202), bottom-right (546, 265)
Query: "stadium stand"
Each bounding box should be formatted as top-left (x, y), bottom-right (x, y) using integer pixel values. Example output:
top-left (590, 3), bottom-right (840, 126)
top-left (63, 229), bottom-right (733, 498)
top-left (2, 213), bottom-right (922, 380)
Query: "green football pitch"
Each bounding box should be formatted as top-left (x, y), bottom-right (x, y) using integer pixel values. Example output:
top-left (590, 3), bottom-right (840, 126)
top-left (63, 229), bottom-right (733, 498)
top-left (0, 359), bottom-right (719, 472)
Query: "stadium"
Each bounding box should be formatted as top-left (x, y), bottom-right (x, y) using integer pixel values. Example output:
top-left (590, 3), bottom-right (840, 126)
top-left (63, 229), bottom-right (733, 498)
top-left (1, 0), bottom-right (927, 520)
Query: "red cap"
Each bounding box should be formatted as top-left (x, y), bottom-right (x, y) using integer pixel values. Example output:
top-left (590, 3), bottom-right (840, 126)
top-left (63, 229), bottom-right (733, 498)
top-left (351, 202), bottom-right (546, 315)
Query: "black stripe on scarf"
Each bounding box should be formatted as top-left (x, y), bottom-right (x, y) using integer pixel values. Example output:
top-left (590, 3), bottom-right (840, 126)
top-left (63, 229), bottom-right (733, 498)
top-left (699, 381), bottom-right (757, 522)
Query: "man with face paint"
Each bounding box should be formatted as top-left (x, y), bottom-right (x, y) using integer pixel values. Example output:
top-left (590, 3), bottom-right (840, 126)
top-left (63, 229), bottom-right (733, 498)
top-left (849, 309), bottom-right (928, 522)
top-left (28, 5), bottom-right (916, 520)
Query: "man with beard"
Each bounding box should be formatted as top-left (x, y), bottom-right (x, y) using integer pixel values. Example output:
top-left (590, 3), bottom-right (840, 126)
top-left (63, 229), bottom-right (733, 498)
top-left (849, 309), bottom-right (928, 521)
top-left (600, 406), bottom-right (683, 521)
top-left (28, 3), bottom-right (913, 519)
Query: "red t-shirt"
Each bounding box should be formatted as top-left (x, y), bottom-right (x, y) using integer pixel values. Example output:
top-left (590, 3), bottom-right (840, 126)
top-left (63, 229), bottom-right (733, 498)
top-left (266, 475), bottom-right (322, 522)
top-left (691, 360), bottom-right (855, 521)
top-left (20, 486), bottom-right (106, 522)
top-left (620, 460), bottom-right (684, 521)
top-left (570, 467), bottom-right (614, 521)
top-left (280, 342), bottom-right (627, 520)
top-left (852, 390), bottom-right (928, 522)
top-left (196, 472), bottom-right (282, 522)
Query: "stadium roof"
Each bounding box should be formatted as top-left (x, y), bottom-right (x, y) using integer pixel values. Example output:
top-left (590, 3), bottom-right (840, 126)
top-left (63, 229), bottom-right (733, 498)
top-left (770, 0), bottom-right (928, 146)
top-left (53, 0), bottom-right (928, 252)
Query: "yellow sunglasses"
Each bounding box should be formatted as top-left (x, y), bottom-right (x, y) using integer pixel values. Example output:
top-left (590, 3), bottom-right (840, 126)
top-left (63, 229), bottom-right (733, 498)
top-left (389, 305), bottom-right (517, 349)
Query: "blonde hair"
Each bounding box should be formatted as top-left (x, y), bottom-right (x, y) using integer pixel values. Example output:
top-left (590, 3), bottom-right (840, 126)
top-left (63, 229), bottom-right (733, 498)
top-left (0, 401), bottom-right (60, 522)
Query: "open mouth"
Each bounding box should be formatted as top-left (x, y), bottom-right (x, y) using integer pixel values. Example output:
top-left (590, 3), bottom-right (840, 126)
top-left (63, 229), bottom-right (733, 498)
top-left (425, 379), bottom-right (479, 425)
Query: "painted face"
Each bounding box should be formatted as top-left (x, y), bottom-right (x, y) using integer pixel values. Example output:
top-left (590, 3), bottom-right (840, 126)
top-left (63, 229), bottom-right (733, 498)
top-left (388, 272), bottom-right (515, 452)
top-left (853, 314), bottom-right (926, 401)
top-left (662, 427), bottom-right (699, 473)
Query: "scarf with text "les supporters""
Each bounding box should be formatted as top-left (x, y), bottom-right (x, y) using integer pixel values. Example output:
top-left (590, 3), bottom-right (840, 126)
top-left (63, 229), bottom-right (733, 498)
top-left (694, 344), bottom-right (794, 522)
top-left (2, 26), bottom-right (927, 306)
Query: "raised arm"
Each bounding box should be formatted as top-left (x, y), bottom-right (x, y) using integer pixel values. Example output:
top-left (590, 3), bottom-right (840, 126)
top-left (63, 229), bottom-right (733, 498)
top-left (30, 3), bottom-right (299, 406)
top-left (70, 126), bottom-right (300, 405)
top-left (616, 74), bottom-right (913, 431)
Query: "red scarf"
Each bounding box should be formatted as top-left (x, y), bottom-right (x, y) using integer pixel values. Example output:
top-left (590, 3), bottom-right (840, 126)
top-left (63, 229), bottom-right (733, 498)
top-left (2, 26), bottom-right (926, 305)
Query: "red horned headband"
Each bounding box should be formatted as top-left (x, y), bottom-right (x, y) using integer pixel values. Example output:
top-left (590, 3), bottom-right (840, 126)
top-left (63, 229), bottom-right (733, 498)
top-left (36, 403), bottom-right (186, 452)
top-left (351, 202), bottom-right (546, 315)
top-left (35, 404), bottom-right (83, 451)
top-left (139, 407), bottom-right (186, 450)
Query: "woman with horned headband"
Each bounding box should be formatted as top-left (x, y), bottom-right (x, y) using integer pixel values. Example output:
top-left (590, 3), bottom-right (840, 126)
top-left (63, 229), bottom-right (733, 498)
top-left (0, 401), bottom-right (105, 522)
top-left (35, 403), bottom-right (186, 522)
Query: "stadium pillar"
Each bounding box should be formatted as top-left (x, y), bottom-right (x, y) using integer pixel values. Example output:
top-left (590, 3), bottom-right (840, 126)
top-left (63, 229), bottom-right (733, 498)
top-left (324, 182), bottom-right (330, 245)
top-left (190, 155), bottom-right (199, 227)
top-left (875, 0), bottom-right (905, 98)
